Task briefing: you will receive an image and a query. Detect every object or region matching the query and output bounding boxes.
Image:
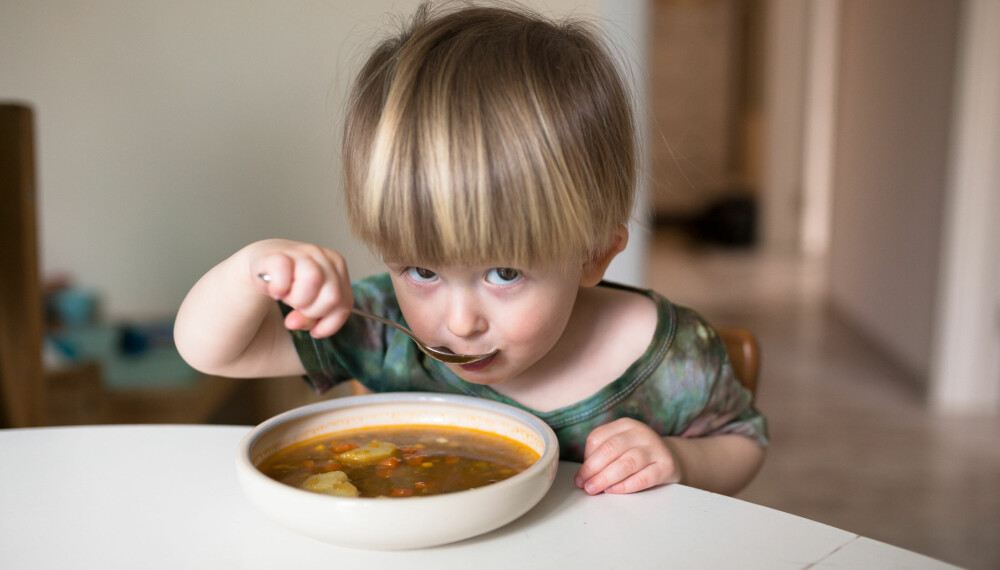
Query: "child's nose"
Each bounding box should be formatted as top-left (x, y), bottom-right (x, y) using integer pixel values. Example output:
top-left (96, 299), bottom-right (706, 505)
top-left (445, 295), bottom-right (488, 338)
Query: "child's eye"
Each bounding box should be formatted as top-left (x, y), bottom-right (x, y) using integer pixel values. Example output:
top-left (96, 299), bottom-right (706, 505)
top-left (485, 267), bottom-right (522, 285)
top-left (405, 267), bottom-right (438, 282)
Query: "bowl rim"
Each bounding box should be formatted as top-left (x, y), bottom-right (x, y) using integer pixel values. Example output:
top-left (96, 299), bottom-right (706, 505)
top-left (236, 391), bottom-right (559, 504)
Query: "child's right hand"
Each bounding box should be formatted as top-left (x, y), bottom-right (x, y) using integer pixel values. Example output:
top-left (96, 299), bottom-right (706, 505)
top-left (248, 239), bottom-right (354, 338)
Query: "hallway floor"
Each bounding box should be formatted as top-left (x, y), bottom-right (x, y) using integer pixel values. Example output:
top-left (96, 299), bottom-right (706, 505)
top-left (646, 230), bottom-right (1000, 570)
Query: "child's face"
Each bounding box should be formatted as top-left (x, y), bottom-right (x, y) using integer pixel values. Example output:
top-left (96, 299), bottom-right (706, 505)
top-left (386, 261), bottom-right (582, 385)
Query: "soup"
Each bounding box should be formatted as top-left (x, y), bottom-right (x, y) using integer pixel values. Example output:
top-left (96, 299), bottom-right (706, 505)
top-left (258, 424), bottom-right (540, 498)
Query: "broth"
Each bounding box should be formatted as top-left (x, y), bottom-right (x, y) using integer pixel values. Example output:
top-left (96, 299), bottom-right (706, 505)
top-left (258, 424), bottom-right (540, 498)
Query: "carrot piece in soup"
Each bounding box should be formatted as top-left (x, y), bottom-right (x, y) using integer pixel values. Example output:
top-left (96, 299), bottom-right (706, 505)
top-left (330, 442), bottom-right (359, 453)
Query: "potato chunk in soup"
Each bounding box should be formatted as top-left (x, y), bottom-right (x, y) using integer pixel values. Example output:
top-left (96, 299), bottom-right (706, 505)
top-left (300, 471), bottom-right (360, 497)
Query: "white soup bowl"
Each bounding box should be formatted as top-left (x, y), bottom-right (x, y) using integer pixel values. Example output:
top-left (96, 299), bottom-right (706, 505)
top-left (236, 392), bottom-right (559, 550)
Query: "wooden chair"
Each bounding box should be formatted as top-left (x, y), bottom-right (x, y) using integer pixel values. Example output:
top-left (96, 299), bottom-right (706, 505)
top-left (348, 327), bottom-right (760, 400)
top-left (0, 103), bottom-right (49, 427)
top-left (1, 103), bottom-right (105, 427)
top-left (716, 326), bottom-right (760, 397)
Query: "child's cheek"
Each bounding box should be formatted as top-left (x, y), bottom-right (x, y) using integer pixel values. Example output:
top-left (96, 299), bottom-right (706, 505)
top-left (404, 306), bottom-right (439, 338)
top-left (502, 309), bottom-right (566, 352)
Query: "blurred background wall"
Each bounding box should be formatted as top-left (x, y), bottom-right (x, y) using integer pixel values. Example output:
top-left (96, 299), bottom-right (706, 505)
top-left (0, 0), bottom-right (648, 324)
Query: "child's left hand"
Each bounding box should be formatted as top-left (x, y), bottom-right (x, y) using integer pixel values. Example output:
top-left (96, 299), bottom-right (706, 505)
top-left (573, 418), bottom-right (681, 495)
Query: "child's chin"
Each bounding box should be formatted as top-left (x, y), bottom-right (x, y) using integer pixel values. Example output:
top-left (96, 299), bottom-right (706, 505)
top-left (455, 373), bottom-right (507, 386)
top-left (452, 367), bottom-right (511, 386)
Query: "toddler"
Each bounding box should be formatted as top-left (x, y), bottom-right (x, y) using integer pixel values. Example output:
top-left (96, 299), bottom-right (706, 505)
top-left (175, 1), bottom-right (767, 496)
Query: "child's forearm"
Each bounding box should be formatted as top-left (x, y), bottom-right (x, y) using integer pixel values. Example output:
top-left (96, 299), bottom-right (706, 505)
top-left (662, 434), bottom-right (766, 495)
top-left (174, 243), bottom-right (303, 378)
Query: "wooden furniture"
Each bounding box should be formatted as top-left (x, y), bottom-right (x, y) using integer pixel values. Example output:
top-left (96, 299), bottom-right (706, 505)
top-left (0, 104), bottom-right (111, 427)
top-left (45, 362), bottom-right (103, 426)
top-left (0, 103), bottom-right (48, 427)
top-left (0, 103), bottom-right (244, 427)
top-left (716, 326), bottom-right (760, 397)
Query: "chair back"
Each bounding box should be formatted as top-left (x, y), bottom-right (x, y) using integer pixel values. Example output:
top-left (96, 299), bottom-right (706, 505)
top-left (0, 103), bottom-right (47, 427)
top-left (716, 326), bottom-right (760, 397)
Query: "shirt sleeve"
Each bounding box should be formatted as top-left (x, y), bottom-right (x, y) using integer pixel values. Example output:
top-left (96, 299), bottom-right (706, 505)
top-left (674, 312), bottom-right (769, 447)
top-left (283, 274), bottom-right (398, 393)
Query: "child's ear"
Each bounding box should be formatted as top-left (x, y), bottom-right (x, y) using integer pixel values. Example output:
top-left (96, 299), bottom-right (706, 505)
top-left (580, 225), bottom-right (629, 286)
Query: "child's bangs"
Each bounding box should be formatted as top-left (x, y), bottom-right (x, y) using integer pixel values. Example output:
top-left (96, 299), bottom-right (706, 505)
top-left (354, 138), bottom-right (595, 269)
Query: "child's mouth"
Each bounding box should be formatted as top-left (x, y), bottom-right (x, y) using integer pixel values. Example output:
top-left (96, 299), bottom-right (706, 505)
top-left (458, 351), bottom-right (498, 372)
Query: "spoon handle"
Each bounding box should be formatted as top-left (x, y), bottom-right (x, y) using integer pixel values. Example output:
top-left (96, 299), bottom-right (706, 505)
top-left (350, 308), bottom-right (420, 342)
top-left (256, 272), bottom-right (493, 364)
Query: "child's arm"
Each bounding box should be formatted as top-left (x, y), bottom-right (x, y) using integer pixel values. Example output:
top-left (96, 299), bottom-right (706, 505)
top-left (573, 418), bottom-right (765, 496)
top-left (174, 239), bottom-right (354, 378)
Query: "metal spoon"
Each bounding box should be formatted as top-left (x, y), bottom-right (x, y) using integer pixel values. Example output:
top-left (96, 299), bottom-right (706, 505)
top-left (257, 273), bottom-right (497, 365)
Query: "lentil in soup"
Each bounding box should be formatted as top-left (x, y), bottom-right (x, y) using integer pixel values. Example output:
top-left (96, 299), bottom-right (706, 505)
top-left (258, 424), bottom-right (540, 498)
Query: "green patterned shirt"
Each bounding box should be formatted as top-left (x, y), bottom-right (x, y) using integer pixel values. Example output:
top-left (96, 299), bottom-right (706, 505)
top-left (286, 274), bottom-right (768, 462)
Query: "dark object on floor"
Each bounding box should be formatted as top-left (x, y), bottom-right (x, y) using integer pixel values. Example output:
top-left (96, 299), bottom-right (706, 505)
top-left (694, 195), bottom-right (757, 247)
top-left (655, 194), bottom-right (758, 248)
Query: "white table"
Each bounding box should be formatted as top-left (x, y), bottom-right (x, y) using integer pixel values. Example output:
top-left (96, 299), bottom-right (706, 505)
top-left (0, 425), bottom-right (958, 569)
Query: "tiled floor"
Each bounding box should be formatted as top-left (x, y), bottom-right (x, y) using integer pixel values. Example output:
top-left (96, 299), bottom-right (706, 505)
top-left (646, 229), bottom-right (1000, 570)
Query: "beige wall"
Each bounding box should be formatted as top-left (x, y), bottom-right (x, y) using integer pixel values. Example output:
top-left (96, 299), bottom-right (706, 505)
top-left (827, 0), bottom-right (961, 379)
top-left (1, 0), bottom-right (645, 321)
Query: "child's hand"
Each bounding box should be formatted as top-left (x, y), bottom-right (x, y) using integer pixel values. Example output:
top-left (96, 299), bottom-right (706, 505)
top-left (573, 418), bottom-right (681, 495)
top-left (249, 240), bottom-right (353, 338)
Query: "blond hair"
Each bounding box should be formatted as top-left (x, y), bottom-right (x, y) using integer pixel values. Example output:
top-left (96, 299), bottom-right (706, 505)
top-left (343, 1), bottom-right (637, 268)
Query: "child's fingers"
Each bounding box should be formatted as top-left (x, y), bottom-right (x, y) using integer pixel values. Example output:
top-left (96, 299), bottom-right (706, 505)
top-left (277, 257), bottom-right (325, 309)
top-left (582, 417), bottom-right (636, 457)
top-left (575, 439), bottom-right (650, 495)
top-left (306, 311), bottom-right (352, 339)
top-left (574, 418), bottom-right (677, 494)
top-left (250, 242), bottom-right (353, 337)
top-left (283, 248), bottom-right (351, 311)
top-left (283, 309), bottom-right (318, 331)
top-left (573, 418), bottom-right (640, 484)
top-left (252, 254), bottom-right (295, 299)
top-left (284, 308), bottom-right (349, 339)
top-left (574, 435), bottom-right (630, 491)
top-left (291, 264), bottom-right (352, 320)
top-left (602, 463), bottom-right (663, 494)
top-left (592, 448), bottom-right (653, 494)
